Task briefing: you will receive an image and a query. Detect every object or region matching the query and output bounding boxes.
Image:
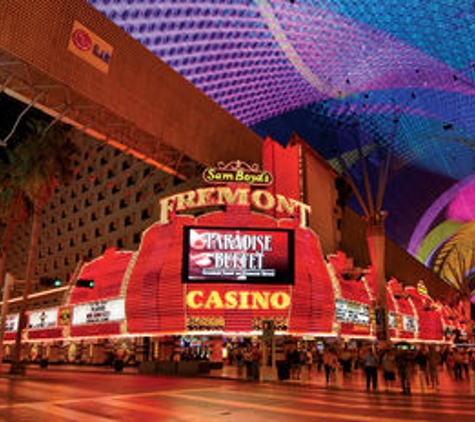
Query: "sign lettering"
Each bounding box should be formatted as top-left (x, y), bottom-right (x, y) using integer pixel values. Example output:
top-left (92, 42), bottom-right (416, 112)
top-left (186, 290), bottom-right (291, 310)
top-left (402, 315), bottom-right (419, 332)
top-left (68, 21), bottom-right (113, 73)
top-left (160, 186), bottom-right (311, 227)
top-left (72, 298), bottom-right (125, 325)
top-left (203, 161), bottom-right (273, 186)
top-left (28, 308), bottom-right (58, 330)
top-left (5, 314), bottom-right (19, 332)
top-left (335, 299), bottom-right (370, 325)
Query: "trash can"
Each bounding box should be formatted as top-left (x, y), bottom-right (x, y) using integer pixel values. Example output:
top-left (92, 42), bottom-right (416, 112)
top-left (114, 359), bottom-right (124, 372)
top-left (245, 361), bottom-right (253, 379)
top-left (277, 360), bottom-right (290, 381)
top-left (39, 358), bottom-right (49, 368)
top-left (252, 361), bottom-right (260, 380)
top-left (9, 362), bottom-right (26, 375)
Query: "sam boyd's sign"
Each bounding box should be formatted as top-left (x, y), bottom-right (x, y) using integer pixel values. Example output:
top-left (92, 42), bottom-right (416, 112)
top-left (203, 161), bottom-right (273, 186)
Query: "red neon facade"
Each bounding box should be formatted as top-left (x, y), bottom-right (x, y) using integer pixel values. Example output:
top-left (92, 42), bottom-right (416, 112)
top-left (386, 291), bottom-right (400, 340)
top-left (386, 278), bottom-right (418, 340)
top-left (406, 286), bottom-right (444, 341)
top-left (68, 248), bottom-right (132, 338)
top-left (1, 138), bottom-right (466, 344)
top-left (2, 201), bottom-right (466, 343)
top-left (125, 199), bottom-right (335, 335)
top-left (327, 252), bottom-right (372, 337)
top-left (439, 303), bottom-right (461, 342)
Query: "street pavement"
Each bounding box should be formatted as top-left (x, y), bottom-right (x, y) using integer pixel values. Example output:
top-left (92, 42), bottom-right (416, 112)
top-left (0, 364), bottom-right (474, 421)
top-left (208, 363), bottom-right (475, 397)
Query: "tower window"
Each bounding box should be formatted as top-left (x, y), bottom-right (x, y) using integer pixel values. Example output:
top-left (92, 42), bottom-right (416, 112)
top-left (141, 208), bottom-right (150, 220)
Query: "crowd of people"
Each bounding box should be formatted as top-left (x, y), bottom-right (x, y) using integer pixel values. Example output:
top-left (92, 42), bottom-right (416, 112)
top-left (229, 342), bottom-right (475, 394)
top-left (307, 343), bottom-right (474, 394)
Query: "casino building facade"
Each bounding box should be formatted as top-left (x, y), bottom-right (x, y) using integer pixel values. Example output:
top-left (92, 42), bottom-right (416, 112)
top-left (0, 0), bottom-right (467, 370)
top-left (1, 138), bottom-right (466, 367)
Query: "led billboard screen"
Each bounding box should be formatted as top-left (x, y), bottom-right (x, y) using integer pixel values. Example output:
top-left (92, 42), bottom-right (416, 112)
top-left (182, 226), bottom-right (294, 284)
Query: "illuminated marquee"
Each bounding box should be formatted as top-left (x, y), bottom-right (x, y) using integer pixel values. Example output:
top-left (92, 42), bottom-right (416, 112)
top-left (5, 314), bottom-right (19, 333)
top-left (388, 311), bottom-right (397, 329)
top-left (72, 299), bottom-right (125, 325)
top-left (335, 299), bottom-right (370, 325)
top-left (28, 308), bottom-right (58, 330)
top-left (160, 186), bottom-right (311, 227)
top-left (186, 290), bottom-right (291, 310)
top-left (403, 315), bottom-right (419, 332)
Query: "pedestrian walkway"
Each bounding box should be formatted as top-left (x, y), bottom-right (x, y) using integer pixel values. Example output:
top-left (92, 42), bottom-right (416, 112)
top-left (2, 367), bottom-right (474, 422)
top-left (4, 361), bottom-right (475, 398)
top-left (0, 363), bottom-right (137, 378)
top-left (207, 364), bottom-right (475, 397)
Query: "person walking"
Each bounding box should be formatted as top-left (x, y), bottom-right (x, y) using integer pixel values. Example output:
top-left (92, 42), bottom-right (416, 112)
top-left (244, 347), bottom-right (253, 379)
top-left (445, 350), bottom-right (455, 379)
top-left (323, 347), bottom-right (339, 386)
top-left (396, 347), bottom-right (411, 395)
top-left (363, 347), bottom-right (379, 392)
top-left (460, 349), bottom-right (470, 379)
top-left (381, 348), bottom-right (397, 391)
top-left (414, 346), bottom-right (429, 390)
top-left (235, 347), bottom-right (244, 378)
top-left (286, 347), bottom-right (301, 380)
top-left (304, 348), bottom-right (313, 380)
top-left (339, 345), bottom-right (353, 378)
top-left (315, 348), bottom-right (323, 372)
top-left (251, 345), bottom-right (261, 380)
top-left (427, 346), bottom-right (440, 390)
top-left (453, 349), bottom-right (463, 380)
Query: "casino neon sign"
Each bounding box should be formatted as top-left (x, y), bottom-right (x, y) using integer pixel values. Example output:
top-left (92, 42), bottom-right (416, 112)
top-left (159, 186), bottom-right (311, 227)
top-left (186, 290), bottom-right (291, 310)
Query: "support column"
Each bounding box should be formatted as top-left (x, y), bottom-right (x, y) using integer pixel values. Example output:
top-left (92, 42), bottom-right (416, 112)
top-left (209, 336), bottom-right (222, 369)
top-left (463, 300), bottom-right (473, 343)
top-left (0, 273), bottom-right (14, 373)
top-left (367, 220), bottom-right (388, 342)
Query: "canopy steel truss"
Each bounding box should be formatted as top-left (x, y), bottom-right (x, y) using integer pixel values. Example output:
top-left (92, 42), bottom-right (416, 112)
top-left (0, 48), bottom-right (200, 181)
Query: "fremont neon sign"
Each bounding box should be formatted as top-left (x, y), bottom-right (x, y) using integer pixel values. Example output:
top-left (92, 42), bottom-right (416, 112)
top-left (159, 186), bottom-right (311, 227)
top-left (186, 290), bottom-right (291, 310)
